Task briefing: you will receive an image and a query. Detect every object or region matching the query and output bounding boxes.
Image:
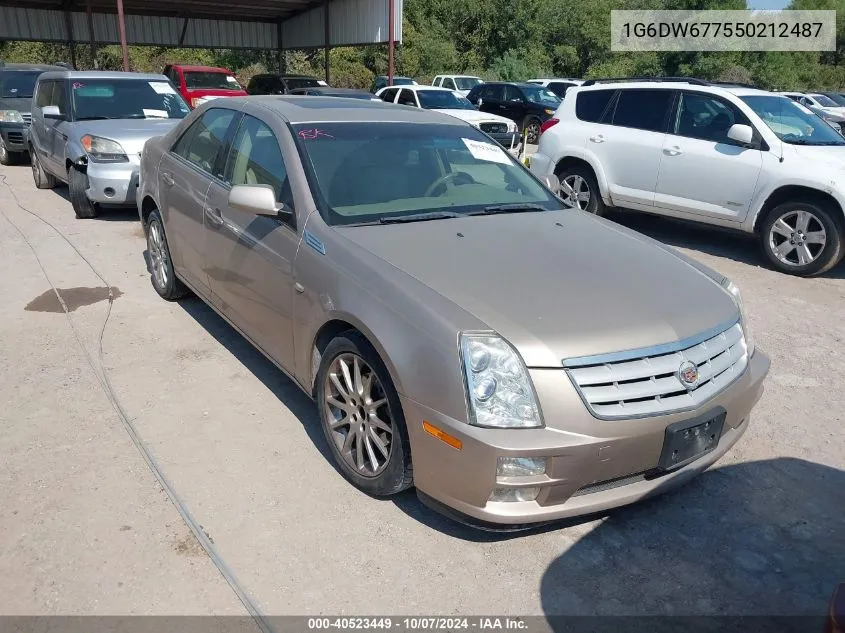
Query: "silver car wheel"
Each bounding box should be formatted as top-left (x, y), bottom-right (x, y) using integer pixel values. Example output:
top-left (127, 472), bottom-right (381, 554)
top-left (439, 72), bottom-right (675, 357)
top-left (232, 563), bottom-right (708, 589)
top-left (0, 137), bottom-right (8, 163)
top-left (768, 209), bottom-right (827, 267)
top-left (561, 174), bottom-right (591, 211)
top-left (323, 353), bottom-right (393, 478)
top-left (147, 219), bottom-right (170, 289)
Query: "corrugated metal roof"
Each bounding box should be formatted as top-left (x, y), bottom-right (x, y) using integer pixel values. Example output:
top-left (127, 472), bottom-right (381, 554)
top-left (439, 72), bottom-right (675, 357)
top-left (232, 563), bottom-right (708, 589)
top-left (0, 0), bottom-right (401, 50)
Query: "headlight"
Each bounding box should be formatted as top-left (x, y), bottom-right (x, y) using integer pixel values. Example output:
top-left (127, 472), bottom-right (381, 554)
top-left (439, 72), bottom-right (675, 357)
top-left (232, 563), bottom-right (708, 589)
top-left (81, 134), bottom-right (128, 162)
top-left (460, 333), bottom-right (543, 428)
top-left (0, 110), bottom-right (25, 123)
top-left (543, 108), bottom-right (555, 116)
top-left (720, 279), bottom-right (755, 356)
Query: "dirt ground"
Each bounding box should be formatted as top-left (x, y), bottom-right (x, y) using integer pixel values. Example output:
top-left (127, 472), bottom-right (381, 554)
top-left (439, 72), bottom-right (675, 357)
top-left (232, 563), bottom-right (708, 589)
top-left (1, 161), bottom-right (843, 625)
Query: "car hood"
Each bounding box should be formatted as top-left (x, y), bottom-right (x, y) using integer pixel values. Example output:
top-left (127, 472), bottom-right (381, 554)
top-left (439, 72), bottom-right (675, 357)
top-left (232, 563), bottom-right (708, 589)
top-left (69, 118), bottom-right (182, 154)
top-left (338, 211), bottom-right (739, 367)
top-left (785, 142), bottom-right (845, 168)
top-left (438, 109), bottom-right (513, 126)
top-left (184, 88), bottom-right (247, 98)
top-left (0, 97), bottom-right (33, 115)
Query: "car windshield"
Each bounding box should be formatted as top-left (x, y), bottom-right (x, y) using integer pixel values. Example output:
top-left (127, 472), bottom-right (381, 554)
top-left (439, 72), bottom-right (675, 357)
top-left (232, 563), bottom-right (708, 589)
top-left (811, 94), bottom-right (838, 107)
top-left (285, 77), bottom-right (320, 90)
top-left (0, 71), bottom-right (41, 98)
top-left (520, 85), bottom-right (561, 107)
top-left (823, 92), bottom-right (845, 106)
top-left (293, 122), bottom-right (561, 226)
top-left (71, 79), bottom-right (191, 120)
top-left (417, 90), bottom-right (475, 110)
top-left (184, 71), bottom-right (241, 90)
top-left (741, 95), bottom-right (845, 146)
top-left (394, 77), bottom-right (415, 86)
top-left (455, 77), bottom-right (482, 90)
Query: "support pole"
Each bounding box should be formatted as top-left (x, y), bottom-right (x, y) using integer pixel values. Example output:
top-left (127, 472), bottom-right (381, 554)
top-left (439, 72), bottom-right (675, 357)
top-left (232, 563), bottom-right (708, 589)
top-left (64, 10), bottom-right (77, 69)
top-left (86, 0), bottom-right (97, 68)
top-left (277, 21), bottom-right (285, 73)
top-left (116, 0), bottom-right (129, 71)
top-left (178, 18), bottom-right (190, 47)
top-left (323, 0), bottom-right (330, 84)
top-left (387, 0), bottom-right (394, 85)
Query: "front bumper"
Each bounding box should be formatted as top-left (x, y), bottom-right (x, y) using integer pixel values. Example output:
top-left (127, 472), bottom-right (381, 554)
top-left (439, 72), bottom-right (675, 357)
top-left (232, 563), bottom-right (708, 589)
top-left (0, 122), bottom-right (29, 153)
top-left (85, 156), bottom-right (140, 205)
top-left (487, 131), bottom-right (521, 150)
top-left (404, 350), bottom-right (770, 526)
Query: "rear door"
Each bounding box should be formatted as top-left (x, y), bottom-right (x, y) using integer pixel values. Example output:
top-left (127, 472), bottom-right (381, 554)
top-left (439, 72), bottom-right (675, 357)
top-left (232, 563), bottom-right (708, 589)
top-left (30, 80), bottom-right (56, 170)
top-left (158, 107), bottom-right (238, 294)
top-left (654, 90), bottom-right (763, 222)
top-left (378, 88), bottom-right (399, 103)
top-left (203, 112), bottom-right (299, 370)
top-left (598, 88), bottom-right (673, 208)
top-left (478, 84), bottom-right (505, 117)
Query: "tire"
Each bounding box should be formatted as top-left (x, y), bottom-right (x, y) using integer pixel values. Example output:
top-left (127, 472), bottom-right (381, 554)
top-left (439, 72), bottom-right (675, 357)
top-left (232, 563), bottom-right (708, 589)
top-left (523, 116), bottom-right (542, 145)
top-left (30, 148), bottom-right (56, 189)
top-left (316, 332), bottom-right (413, 497)
top-left (759, 199), bottom-right (844, 277)
top-left (146, 209), bottom-right (190, 300)
top-left (0, 136), bottom-right (21, 166)
top-left (68, 166), bottom-right (99, 219)
top-left (556, 163), bottom-right (607, 217)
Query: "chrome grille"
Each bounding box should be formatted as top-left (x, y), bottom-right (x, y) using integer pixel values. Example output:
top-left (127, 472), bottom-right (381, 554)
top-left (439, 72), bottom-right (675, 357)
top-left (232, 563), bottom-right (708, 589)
top-left (565, 322), bottom-right (747, 419)
top-left (21, 113), bottom-right (32, 124)
top-left (480, 122), bottom-right (508, 134)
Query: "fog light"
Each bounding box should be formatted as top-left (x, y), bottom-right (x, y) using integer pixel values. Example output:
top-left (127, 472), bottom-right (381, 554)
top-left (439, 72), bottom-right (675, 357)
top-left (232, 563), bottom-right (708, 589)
top-left (497, 456), bottom-right (546, 478)
top-left (490, 487), bottom-right (540, 502)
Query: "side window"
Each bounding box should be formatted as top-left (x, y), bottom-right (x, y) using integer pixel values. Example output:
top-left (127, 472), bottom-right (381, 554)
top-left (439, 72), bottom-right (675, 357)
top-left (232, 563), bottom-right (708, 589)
top-left (380, 88), bottom-right (398, 103)
top-left (433, 77), bottom-right (442, 87)
top-left (503, 85), bottom-right (523, 102)
top-left (397, 89), bottom-right (417, 106)
top-left (173, 108), bottom-right (236, 176)
top-left (674, 92), bottom-right (752, 145)
top-left (226, 115), bottom-right (294, 223)
top-left (52, 81), bottom-right (67, 114)
top-left (611, 89), bottom-right (673, 133)
top-left (445, 78), bottom-right (457, 91)
top-left (485, 84), bottom-right (504, 101)
top-left (575, 89), bottom-right (615, 123)
top-left (548, 82), bottom-right (573, 98)
top-left (35, 80), bottom-right (54, 108)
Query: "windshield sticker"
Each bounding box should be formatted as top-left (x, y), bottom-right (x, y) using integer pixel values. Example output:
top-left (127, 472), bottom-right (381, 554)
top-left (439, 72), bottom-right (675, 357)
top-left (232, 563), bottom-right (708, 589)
top-left (143, 109), bottom-right (169, 119)
top-left (304, 230), bottom-right (326, 255)
top-left (72, 82), bottom-right (85, 89)
top-left (462, 138), bottom-right (511, 164)
top-left (298, 128), bottom-right (334, 140)
top-left (149, 82), bottom-right (177, 95)
top-left (226, 76), bottom-right (239, 84)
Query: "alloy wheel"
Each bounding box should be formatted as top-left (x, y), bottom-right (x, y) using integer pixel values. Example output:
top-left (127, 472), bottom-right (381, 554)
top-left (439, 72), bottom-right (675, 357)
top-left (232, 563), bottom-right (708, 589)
top-left (147, 219), bottom-right (170, 289)
top-left (768, 209), bottom-right (827, 267)
top-left (323, 353), bottom-right (393, 477)
top-left (526, 122), bottom-right (541, 145)
top-left (561, 174), bottom-right (591, 211)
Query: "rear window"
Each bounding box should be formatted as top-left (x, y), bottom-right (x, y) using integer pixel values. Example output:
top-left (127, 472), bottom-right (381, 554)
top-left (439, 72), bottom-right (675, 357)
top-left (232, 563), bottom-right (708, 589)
top-left (285, 77), bottom-right (320, 90)
top-left (611, 89), bottom-right (673, 133)
top-left (575, 89), bottom-right (615, 123)
top-left (184, 71), bottom-right (241, 91)
top-left (0, 71), bottom-right (42, 98)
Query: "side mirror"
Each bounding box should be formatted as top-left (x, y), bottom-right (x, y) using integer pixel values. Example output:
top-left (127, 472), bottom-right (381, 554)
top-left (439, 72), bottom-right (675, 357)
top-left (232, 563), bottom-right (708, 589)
top-left (543, 174), bottom-right (561, 195)
top-left (727, 123), bottom-right (754, 145)
top-left (228, 184), bottom-right (293, 220)
top-left (42, 105), bottom-right (64, 119)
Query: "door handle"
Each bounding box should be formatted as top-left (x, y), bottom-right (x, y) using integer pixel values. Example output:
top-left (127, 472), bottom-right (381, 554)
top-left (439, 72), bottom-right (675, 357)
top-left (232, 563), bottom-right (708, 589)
top-left (161, 172), bottom-right (175, 186)
top-left (204, 206), bottom-right (223, 228)
top-left (589, 135), bottom-right (605, 143)
top-left (663, 146), bottom-right (682, 156)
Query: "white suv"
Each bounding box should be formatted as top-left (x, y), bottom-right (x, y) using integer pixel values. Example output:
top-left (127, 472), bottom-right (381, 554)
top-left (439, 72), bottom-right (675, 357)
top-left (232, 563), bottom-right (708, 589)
top-left (432, 75), bottom-right (483, 96)
top-left (530, 79), bottom-right (845, 276)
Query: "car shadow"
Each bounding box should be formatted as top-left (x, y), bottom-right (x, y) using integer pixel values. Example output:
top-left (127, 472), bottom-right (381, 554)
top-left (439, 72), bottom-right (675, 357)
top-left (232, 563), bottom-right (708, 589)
top-left (540, 457), bottom-right (845, 626)
top-left (48, 187), bottom-right (138, 222)
top-left (608, 210), bottom-right (845, 280)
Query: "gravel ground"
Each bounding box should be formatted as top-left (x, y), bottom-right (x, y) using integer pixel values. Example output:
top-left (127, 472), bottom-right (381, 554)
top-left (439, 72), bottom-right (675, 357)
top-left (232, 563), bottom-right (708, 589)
top-left (0, 161), bottom-right (843, 625)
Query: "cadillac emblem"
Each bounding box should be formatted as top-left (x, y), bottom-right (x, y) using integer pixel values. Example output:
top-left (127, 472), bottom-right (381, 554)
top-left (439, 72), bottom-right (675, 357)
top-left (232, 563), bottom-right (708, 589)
top-left (678, 360), bottom-right (699, 389)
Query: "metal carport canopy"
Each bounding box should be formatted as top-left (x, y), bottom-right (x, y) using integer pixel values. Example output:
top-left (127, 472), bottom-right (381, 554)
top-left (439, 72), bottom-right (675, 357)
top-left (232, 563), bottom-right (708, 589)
top-left (0, 0), bottom-right (402, 78)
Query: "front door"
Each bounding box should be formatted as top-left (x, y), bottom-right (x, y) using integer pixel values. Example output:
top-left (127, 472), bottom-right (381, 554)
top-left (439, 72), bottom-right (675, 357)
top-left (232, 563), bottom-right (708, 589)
top-left (654, 91), bottom-right (764, 221)
top-left (203, 113), bottom-right (298, 370)
top-left (501, 85), bottom-right (528, 126)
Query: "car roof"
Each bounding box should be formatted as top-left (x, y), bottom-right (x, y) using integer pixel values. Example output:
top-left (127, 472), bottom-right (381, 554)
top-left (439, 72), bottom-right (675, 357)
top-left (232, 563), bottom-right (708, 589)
top-left (218, 96), bottom-right (468, 125)
top-left (36, 70), bottom-right (169, 81)
top-left (400, 85), bottom-right (454, 92)
top-left (169, 65), bottom-right (231, 73)
top-left (437, 74), bottom-right (481, 78)
top-left (257, 74), bottom-right (318, 79)
top-left (0, 63), bottom-right (67, 72)
top-left (575, 80), bottom-right (772, 98)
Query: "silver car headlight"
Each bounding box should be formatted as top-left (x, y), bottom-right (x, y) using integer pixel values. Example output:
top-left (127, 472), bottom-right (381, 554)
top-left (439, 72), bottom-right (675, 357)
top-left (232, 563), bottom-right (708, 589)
top-left (0, 110), bottom-right (25, 123)
top-left (721, 279), bottom-right (755, 356)
top-left (81, 134), bottom-right (129, 162)
top-left (460, 333), bottom-right (543, 428)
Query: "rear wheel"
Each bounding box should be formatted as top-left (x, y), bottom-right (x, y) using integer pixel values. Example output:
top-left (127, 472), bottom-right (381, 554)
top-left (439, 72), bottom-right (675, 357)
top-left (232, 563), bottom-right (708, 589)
top-left (759, 200), bottom-right (843, 276)
top-left (556, 163), bottom-right (607, 217)
top-left (30, 148), bottom-right (56, 189)
top-left (146, 209), bottom-right (190, 300)
top-left (68, 167), bottom-right (99, 219)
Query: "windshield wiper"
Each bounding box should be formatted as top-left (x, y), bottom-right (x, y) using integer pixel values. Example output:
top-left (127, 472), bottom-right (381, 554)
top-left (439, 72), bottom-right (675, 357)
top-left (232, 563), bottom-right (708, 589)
top-left (784, 138), bottom-right (845, 146)
top-left (378, 211), bottom-right (461, 224)
top-left (468, 203), bottom-right (548, 216)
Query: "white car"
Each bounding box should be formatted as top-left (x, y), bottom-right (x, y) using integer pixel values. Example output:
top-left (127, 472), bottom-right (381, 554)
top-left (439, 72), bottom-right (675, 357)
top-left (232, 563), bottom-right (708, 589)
top-left (526, 78), bottom-right (584, 99)
top-left (778, 91), bottom-right (845, 117)
top-left (376, 85), bottom-right (521, 152)
top-left (530, 79), bottom-right (845, 276)
top-left (432, 75), bottom-right (483, 96)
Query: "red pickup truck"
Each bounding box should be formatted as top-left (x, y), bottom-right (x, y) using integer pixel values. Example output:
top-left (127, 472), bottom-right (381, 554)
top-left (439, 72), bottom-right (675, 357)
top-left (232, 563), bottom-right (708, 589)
top-left (162, 64), bottom-right (247, 109)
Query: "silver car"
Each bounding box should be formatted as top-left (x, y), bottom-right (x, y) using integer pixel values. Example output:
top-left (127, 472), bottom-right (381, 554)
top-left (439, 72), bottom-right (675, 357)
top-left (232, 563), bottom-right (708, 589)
top-left (28, 70), bottom-right (190, 218)
top-left (137, 97), bottom-right (770, 527)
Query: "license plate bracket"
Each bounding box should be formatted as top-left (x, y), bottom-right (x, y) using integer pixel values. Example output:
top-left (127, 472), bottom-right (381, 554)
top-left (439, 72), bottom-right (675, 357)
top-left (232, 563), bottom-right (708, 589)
top-left (657, 409), bottom-right (726, 472)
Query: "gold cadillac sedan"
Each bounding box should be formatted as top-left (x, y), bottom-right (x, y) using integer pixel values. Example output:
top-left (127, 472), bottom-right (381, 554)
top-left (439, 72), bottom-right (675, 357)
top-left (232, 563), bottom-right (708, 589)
top-left (137, 96), bottom-right (769, 528)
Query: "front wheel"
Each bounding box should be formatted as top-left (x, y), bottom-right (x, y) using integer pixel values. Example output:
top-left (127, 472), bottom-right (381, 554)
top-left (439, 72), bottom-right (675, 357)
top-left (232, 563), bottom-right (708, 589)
top-left (556, 164), bottom-right (607, 216)
top-left (759, 200), bottom-right (843, 276)
top-left (523, 117), bottom-right (542, 145)
top-left (68, 167), bottom-right (99, 219)
top-left (316, 333), bottom-right (413, 497)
